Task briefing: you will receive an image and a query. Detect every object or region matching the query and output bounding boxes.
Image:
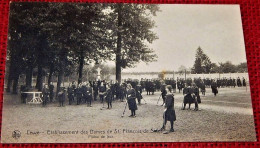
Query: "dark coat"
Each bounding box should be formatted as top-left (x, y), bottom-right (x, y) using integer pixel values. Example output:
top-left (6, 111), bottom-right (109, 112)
top-left (135, 85), bottom-right (142, 100)
top-left (211, 82), bottom-right (218, 94)
top-left (118, 85), bottom-right (126, 98)
top-left (164, 94), bottom-right (176, 121)
top-left (76, 87), bottom-right (83, 98)
top-left (81, 86), bottom-right (87, 96)
top-left (86, 86), bottom-right (93, 101)
top-left (42, 88), bottom-right (49, 100)
top-left (49, 84), bottom-right (54, 93)
top-left (183, 87), bottom-right (194, 104)
top-left (177, 81), bottom-right (182, 89)
top-left (127, 88), bottom-right (137, 110)
top-left (193, 86), bottom-right (201, 103)
top-left (93, 84), bottom-right (99, 95)
top-left (105, 88), bottom-right (113, 103)
top-left (200, 83), bottom-right (206, 92)
top-left (67, 87), bottom-right (74, 99)
top-left (242, 78), bottom-right (246, 86)
top-left (58, 92), bottom-right (65, 102)
top-left (99, 86), bottom-right (106, 96)
top-left (72, 84), bottom-right (77, 95)
top-left (86, 87), bottom-right (92, 96)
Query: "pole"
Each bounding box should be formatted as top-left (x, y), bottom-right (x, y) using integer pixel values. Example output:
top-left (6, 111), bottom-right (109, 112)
top-left (142, 97), bottom-right (147, 104)
top-left (121, 101), bottom-right (128, 117)
top-left (156, 94), bottom-right (162, 105)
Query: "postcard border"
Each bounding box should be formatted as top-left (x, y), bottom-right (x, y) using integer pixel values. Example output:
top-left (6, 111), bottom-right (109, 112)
top-left (0, 0), bottom-right (259, 147)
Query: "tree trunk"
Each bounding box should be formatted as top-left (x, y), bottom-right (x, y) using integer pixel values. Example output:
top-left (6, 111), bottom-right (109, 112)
top-left (12, 74), bottom-right (19, 94)
top-left (56, 55), bottom-right (65, 97)
top-left (116, 3), bottom-right (122, 84)
top-left (6, 78), bottom-right (12, 93)
top-left (25, 64), bottom-right (33, 88)
top-left (6, 74), bottom-right (13, 93)
top-left (36, 64), bottom-right (43, 91)
top-left (11, 57), bottom-right (21, 94)
top-left (78, 53), bottom-right (84, 84)
top-left (6, 58), bottom-right (14, 92)
top-left (48, 64), bottom-right (54, 85)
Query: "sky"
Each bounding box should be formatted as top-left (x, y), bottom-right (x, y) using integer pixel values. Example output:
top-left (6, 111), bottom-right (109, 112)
top-left (116, 4), bottom-right (247, 73)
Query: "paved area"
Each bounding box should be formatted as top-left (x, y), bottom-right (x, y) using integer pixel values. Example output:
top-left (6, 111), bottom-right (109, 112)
top-left (1, 87), bottom-right (256, 143)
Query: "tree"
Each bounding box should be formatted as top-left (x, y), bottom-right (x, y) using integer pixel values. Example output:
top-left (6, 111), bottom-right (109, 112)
top-left (7, 3), bottom-right (110, 92)
top-left (210, 63), bottom-right (219, 73)
top-left (33, 3), bottom-right (111, 93)
top-left (178, 65), bottom-right (187, 75)
top-left (203, 56), bottom-right (212, 73)
top-left (193, 57), bottom-right (203, 74)
top-left (192, 46), bottom-right (212, 74)
top-left (6, 3), bottom-right (159, 93)
top-left (108, 4), bottom-right (159, 83)
top-left (6, 3), bottom-right (44, 92)
top-left (218, 61), bottom-right (236, 73)
top-left (236, 62), bottom-right (248, 72)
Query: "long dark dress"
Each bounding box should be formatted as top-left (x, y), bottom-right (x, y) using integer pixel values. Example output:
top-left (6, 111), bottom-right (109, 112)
top-left (164, 94), bottom-right (176, 121)
top-left (211, 82), bottom-right (218, 96)
top-left (183, 87), bottom-right (194, 104)
top-left (127, 88), bottom-right (137, 110)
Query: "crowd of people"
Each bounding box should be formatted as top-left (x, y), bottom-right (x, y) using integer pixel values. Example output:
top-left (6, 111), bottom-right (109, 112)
top-left (19, 76), bottom-right (247, 133)
top-left (20, 76), bottom-right (247, 109)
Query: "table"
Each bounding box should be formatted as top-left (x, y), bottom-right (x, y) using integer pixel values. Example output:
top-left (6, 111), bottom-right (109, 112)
top-left (21, 92), bottom-right (43, 104)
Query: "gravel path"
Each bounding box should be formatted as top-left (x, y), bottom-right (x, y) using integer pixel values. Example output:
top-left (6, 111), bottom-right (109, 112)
top-left (1, 87), bottom-right (256, 143)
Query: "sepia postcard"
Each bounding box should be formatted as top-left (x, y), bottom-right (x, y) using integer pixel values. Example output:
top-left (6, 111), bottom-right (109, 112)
top-left (1, 2), bottom-right (256, 143)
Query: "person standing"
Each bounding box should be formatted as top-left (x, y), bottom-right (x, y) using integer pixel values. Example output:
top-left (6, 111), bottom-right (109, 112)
top-left (200, 80), bottom-right (206, 96)
top-left (211, 80), bottom-right (218, 96)
top-left (126, 84), bottom-right (137, 117)
top-left (42, 84), bottom-right (49, 107)
top-left (86, 83), bottom-right (93, 107)
top-left (136, 84), bottom-right (143, 105)
top-left (81, 82), bottom-right (87, 103)
top-left (182, 83), bottom-right (194, 110)
top-left (192, 83), bottom-right (200, 111)
top-left (237, 77), bottom-right (242, 87)
top-left (105, 85), bottom-right (113, 109)
top-left (242, 77), bottom-right (246, 86)
top-left (58, 88), bottom-right (66, 107)
top-left (72, 81), bottom-right (77, 101)
top-left (76, 84), bottom-right (83, 105)
top-left (49, 82), bottom-right (54, 103)
top-left (177, 80), bottom-right (182, 93)
top-left (161, 87), bottom-right (176, 133)
top-left (99, 82), bottom-right (106, 103)
top-left (110, 82), bottom-right (116, 101)
top-left (93, 81), bottom-right (99, 101)
top-left (67, 83), bottom-right (74, 105)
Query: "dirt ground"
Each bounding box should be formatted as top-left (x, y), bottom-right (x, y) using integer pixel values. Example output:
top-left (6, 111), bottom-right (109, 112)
top-left (0, 87), bottom-right (257, 143)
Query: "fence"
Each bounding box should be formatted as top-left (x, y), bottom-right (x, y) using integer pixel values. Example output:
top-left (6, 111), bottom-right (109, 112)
top-left (109, 72), bottom-right (249, 82)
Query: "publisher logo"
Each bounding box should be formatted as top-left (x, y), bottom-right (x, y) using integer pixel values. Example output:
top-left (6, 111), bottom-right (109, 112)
top-left (12, 130), bottom-right (21, 139)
